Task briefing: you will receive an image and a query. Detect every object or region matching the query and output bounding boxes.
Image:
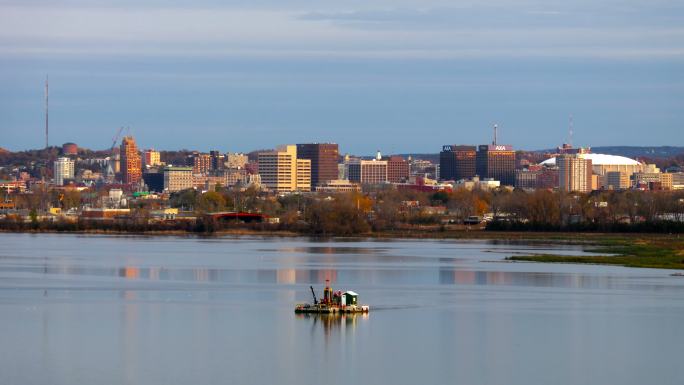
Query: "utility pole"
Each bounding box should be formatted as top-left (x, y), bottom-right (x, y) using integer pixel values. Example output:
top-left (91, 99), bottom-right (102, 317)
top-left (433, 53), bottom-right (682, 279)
top-left (568, 114), bottom-right (574, 147)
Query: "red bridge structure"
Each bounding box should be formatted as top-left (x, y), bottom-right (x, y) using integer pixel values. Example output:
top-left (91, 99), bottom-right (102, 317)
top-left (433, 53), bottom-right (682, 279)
top-left (208, 212), bottom-right (269, 223)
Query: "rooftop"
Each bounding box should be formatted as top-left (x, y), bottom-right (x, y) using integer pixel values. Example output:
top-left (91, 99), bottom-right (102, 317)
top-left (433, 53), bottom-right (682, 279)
top-left (541, 153), bottom-right (641, 166)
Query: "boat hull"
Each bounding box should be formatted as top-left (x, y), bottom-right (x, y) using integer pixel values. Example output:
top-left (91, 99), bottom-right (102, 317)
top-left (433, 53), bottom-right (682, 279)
top-left (294, 304), bottom-right (369, 314)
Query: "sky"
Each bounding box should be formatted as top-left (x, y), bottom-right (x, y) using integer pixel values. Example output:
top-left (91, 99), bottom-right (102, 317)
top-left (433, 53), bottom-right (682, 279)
top-left (0, 0), bottom-right (682, 154)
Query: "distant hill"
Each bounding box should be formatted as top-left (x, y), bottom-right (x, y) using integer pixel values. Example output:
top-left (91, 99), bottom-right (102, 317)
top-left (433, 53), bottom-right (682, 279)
top-left (394, 153), bottom-right (440, 162)
top-left (531, 146), bottom-right (684, 159)
top-left (395, 146), bottom-right (684, 163)
top-left (588, 146), bottom-right (684, 159)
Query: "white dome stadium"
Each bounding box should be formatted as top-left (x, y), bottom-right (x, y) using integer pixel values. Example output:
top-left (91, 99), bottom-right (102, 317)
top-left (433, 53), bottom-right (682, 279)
top-left (540, 153), bottom-right (641, 167)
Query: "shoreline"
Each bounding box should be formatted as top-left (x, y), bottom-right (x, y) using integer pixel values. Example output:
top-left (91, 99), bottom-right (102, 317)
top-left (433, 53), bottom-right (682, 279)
top-left (0, 227), bottom-right (675, 241)
top-left (2, 228), bottom-right (681, 270)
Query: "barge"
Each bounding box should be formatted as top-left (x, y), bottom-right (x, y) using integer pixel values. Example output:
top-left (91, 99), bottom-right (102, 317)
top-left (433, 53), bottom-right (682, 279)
top-left (295, 280), bottom-right (369, 314)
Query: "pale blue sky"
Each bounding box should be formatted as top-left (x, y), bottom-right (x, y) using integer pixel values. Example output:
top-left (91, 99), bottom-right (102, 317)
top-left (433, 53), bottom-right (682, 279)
top-left (1, 0), bottom-right (682, 154)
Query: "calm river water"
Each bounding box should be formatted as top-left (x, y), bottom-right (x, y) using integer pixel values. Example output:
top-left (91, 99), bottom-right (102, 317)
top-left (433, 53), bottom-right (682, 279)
top-left (1, 233), bottom-right (683, 385)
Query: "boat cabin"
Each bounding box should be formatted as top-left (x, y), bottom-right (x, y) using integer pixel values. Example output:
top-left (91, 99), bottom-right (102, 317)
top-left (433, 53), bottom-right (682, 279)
top-left (342, 291), bottom-right (358, 306)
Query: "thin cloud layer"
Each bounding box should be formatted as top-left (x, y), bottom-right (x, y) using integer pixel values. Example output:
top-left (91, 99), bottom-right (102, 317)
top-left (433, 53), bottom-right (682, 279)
top-left (1, 0), bottom-right (682, 152)
top-left (0, 2), bottom-right (683, 58)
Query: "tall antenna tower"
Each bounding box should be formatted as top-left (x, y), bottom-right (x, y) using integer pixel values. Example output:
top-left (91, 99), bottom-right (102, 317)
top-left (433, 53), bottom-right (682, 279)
top-left (568, 114), bottom-right (574, 147)
top-left (45, 75), bottom-right (49, 149)
top-left (492, 124), bottom-right (498, 146)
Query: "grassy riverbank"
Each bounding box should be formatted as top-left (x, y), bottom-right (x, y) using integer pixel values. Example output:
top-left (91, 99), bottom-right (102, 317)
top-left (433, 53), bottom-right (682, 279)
top-left (507, 235), bottom-right (684, 270)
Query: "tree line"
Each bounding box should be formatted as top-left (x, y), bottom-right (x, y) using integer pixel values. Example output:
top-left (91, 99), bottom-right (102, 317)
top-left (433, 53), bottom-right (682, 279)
top-left (3, 184), bottom-right (684, 235)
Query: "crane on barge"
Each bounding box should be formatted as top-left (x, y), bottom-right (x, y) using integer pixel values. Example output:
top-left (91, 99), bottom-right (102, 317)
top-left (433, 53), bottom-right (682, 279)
top-left (295, 280), bottom-right (369, 314)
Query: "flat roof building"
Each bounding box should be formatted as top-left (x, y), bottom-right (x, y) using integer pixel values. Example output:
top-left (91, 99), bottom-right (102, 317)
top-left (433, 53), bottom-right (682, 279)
top-left (192, 153), bottom-right (212, 175)
top-left (439, 145), bottom-right (476, 181)
top-left (296, 143), bottom-right (339, 187)
top-left (476, 144), bottom-right (515, 186)
top-left (315, 180), bottom-right (362, 193)
top-left (53, 157), bottom-right (74, 186)
top-left (258, 145), bottom-right (311, 192)
top-left (387, 156), bottom-right (410, 183)
top-left (348, 159), bottom-right (388, 185)
top-left (557, 154), bottom-right (593, 192)
top-left (144, 149), bottom-right (161, 167)
top-left (120, 136), bottom-right (142, 185)
top-left (605, 171), bottom-right (630, 190)
top-left (163, 166), bottom-right (193, 192)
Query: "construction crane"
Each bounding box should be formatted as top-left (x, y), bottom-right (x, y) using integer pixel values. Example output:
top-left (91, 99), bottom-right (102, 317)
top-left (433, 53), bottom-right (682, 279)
top-left (110, 126), bottom-right (124, 153)
top-left (309, 286), bottom-right (318, 305)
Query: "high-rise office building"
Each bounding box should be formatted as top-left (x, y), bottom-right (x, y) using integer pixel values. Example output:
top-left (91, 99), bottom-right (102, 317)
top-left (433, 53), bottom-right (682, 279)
top-left (209, 150), bottom-right (223, 171)
top-left (557, 154), bottom-right (593, 192)
top-left (439, 145), bottom-right (476, 181)
top-left (120, 136), bottom-right (142, 185)
top-left (387, 156), bottom-right (410, 183)
top-left (258, 145), bottom-right (311, 192)
top-left (296, 143), bottom-right (339, 187)
top-left (476, 145), bottom-right (515, 185)
top-left (144, 149), bottom-right (161, 167)
top-left (296, 158), bottom-right (312, 191)
top-left (348, 160), bottom-right (388, 184)
top-left (53, 157), bottom-right (74, 185)
top-left (192, 153), bottom-right (212, 174)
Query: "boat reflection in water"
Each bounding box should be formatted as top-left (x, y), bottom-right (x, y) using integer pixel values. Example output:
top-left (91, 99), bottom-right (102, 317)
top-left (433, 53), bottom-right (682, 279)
top-left (296, 312), bottom-right (369, 339)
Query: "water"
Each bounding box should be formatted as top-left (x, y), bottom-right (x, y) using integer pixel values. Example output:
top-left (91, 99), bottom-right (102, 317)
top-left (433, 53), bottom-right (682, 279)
top-left (1, 233), bottom-right (682, 385)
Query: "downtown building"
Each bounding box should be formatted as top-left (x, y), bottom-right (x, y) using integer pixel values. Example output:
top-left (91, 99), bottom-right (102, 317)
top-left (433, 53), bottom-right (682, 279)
top-left (225, 153), bottom-right (248, 169)
top-left (143, 149), bottom-right (161, 167)
top-left (120, 136), bottom-right (142, 185)
top-left (557, 154), bottom-right (593, 192)
top-left (386, 156), bottom-right (410, 183)
top-left (476, 144), bottom-right (515, 186)
top-left (192, 153), bottom-right (212, 175)
top-left (53, 157), bottom-right (74, 186)
top-left (605, 171), bottom-right (631, 190)
top-left (296, 143), bottom-right (339, 187)
top-left (515, 164), bottom-right (559, 190)
top-left (439, 145), bottom-right (476, 181)
top-left (209, 150), bottom-right (224, 171)
top-left (163, 166), bottom-right (193, 192)
top-left (258, 145), bottom-right (311, 193)
top-left (348, 159), bottom-right (388, 184)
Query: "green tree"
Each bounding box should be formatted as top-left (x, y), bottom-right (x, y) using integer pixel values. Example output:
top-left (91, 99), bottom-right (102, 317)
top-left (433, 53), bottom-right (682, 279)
top-left (197, 191), bottom-right (226, 213)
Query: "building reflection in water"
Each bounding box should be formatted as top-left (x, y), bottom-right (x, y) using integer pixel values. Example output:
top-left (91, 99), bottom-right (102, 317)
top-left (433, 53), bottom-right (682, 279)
top-left (438, 264), bottom-right (611, 289)
top-left (50, 259), bottom-right (621, 291)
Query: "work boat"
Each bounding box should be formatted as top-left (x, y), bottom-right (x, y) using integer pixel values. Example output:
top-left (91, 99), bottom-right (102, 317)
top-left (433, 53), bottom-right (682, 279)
top-left (295, 280), bottom-right (369, 314)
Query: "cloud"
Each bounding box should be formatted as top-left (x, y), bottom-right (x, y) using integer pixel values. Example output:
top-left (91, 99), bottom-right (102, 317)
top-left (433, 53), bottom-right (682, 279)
top-left (0, 3), bottom-right (683, 59)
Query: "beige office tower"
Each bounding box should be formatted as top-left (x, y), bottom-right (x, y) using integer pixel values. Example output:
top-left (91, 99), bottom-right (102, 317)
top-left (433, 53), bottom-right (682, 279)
top-left (605, 171), bottom-right (631, 190)
top-left (557, 154), bottom-right (593, 192)
top-left (258, 145), bottom-right (311, 192)
top-left (163, 166), bottom-right (193, 192)
top-left (296, 158), bottom-right (311, 191)
top-left (144, 149), bottom-right (161, 167)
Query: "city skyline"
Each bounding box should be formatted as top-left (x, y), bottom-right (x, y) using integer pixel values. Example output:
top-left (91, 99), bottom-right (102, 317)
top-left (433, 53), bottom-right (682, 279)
top-left (1, 1), bottom-right (682, 153)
